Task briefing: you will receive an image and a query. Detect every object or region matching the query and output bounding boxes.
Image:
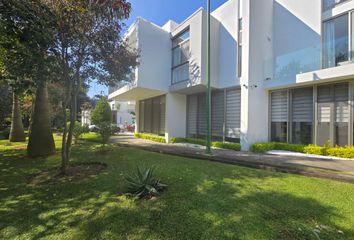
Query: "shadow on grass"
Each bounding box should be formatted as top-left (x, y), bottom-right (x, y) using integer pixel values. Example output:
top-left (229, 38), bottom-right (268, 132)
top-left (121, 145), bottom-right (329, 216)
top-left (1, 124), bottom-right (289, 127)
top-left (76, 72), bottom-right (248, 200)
top-left (0, 144), bottom-right (353, 240)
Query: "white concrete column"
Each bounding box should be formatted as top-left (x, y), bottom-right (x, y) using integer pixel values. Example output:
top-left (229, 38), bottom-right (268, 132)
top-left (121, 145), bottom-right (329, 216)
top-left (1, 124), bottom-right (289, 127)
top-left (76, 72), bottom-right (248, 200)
top-left (240, 0), bottom-right (272, 151)
top-left (135, 101), bottom-right (140, 133)
top-left (165, 93), bottom-right (187, 143)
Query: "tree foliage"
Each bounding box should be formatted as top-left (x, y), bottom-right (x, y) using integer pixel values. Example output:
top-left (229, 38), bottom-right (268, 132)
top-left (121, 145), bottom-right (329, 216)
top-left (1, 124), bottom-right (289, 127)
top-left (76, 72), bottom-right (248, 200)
top-left (43, 0), bottom-right (138, 173)
top-left (91, 97), bottom-right (112, 125)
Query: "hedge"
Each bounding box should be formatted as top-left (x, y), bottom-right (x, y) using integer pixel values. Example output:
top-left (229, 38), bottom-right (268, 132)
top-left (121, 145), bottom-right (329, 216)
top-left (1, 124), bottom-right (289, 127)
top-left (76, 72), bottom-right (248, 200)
top-left (251, 142), bottom-right (305, 153)
top-left (134, 133), bottom-right (166, 143)
top-left (251, 142), bottom-right (354, 159)
top-left (171, 137), bottom-right (241, 151)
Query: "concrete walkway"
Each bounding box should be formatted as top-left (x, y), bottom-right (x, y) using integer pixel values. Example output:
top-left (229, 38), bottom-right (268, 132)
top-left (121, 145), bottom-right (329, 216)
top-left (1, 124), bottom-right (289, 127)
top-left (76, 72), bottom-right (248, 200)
top-left (110, 135), bottom-right (354, 183)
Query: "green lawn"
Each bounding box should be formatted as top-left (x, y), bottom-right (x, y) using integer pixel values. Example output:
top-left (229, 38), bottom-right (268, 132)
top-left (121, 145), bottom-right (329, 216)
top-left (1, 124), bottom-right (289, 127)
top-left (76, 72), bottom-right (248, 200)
top-left (1, 136), bottom-right (354, 240)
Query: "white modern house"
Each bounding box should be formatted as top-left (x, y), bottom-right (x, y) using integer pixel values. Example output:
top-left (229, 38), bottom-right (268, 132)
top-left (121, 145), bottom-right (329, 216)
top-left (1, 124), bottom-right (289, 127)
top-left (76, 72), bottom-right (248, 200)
top-left (109, 100), bottom-right (136, 128)
top-left (109, 0), bottom-right (354, 150)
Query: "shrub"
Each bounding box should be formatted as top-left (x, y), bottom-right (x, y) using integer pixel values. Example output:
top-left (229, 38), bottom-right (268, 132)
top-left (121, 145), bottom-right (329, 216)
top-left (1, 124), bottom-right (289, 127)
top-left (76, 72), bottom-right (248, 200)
top-left (91, 97), bottom-right (112, 125)
top-left (251, 142), bottom-right (305, 153)
top-left (98, 122), bottom-right (112, 147)
top-left (171, 138), bottom-right (241, 151)
top-left (134, 133), bottom-right (166, 143)
top-left (303, 144), bottom-right (327, 155)
top-left (73, 122), bottom-right (89, 144)
top-left (212, 141), bottom-right (241, 151)
top-left (326, 147), bottom-right (354, 159)
top-left (111, 125), bottom-right (121, 134)
top-left (125, 167), bottom-right (167, 199)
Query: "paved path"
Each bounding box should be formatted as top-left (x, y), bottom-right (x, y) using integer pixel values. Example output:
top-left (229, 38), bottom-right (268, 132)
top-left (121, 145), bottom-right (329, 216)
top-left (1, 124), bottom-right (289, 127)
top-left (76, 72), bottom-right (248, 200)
top-left (110, 135), bottom-right (354, 183)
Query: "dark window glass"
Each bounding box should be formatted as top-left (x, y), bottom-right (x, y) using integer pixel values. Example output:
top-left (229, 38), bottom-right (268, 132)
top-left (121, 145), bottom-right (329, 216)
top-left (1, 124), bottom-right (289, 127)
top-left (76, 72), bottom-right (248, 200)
top-left (271, 122), bottom-right (288, 142)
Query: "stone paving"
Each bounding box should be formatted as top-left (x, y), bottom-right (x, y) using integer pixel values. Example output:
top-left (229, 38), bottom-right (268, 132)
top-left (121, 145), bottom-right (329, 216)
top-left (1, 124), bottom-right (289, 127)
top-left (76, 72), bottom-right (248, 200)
top-left (110, 135), bottom-right (354, 183)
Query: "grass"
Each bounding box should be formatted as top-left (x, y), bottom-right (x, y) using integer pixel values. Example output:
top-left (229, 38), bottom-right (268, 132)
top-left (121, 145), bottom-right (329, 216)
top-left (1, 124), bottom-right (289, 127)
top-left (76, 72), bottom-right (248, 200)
top-left (1, 135), bottom-right (354, 239)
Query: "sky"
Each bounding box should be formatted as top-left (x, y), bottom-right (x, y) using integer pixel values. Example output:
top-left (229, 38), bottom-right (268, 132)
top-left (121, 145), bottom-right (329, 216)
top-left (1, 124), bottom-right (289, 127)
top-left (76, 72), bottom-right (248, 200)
top-left (87, 0), bottom-right (228, 98)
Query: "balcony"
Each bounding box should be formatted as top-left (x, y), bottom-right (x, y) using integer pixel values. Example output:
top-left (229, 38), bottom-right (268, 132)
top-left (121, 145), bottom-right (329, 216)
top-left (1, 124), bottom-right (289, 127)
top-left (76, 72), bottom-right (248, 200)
top-left (323, 0), bottom-right (351, 11)
top-left (264, 42), bottom-right (354, 88)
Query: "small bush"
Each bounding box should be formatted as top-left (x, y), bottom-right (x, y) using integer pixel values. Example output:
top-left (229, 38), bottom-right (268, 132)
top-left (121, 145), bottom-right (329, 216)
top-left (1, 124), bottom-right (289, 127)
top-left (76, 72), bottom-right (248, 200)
top-left (212, 141), bottom-right (241, 151)
top-left (111, 125), bottom-right (121, 134)
top-left (171, 138), bottom-right (205, 146)
top-left (98, 122), bottom-right (112, 146)
top-left (73, 122), bottom-right (89, 144)
top-left (303, 144), bottom-right (327, 155)
top-left (251, 142), bottom-right (305, 153)
top-left (125, 166), bottom-right (167, 199)
top-left (134, 133), bottom-right (166, 143)
top-left (171, 138), bottom-right (241, 151)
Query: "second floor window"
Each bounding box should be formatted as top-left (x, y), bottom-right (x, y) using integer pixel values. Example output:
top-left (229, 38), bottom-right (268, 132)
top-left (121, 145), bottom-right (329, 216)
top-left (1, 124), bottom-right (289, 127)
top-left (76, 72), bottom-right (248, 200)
top-left (238, 18), bottom-right (243, 78)
top-left (172, 29), bottom-right (190, 84)
top-left (323, 0), bottom-right (350, 11)
top-left (323, 13), bottom-right (352, 68)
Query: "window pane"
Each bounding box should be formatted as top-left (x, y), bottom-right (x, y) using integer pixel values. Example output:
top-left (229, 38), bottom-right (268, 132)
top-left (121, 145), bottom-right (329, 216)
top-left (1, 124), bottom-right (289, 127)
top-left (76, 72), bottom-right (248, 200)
top-left (271, 90), bottom-right (288, 142)
top-left (334, 83), bottom-right (348, 146)
top-left (291, 88), bottom-right (313, 144)
top-left (271, 122), bottom-right (288, 142)
top-left (351, 11), bottom-right (354, 60)
top-left (172, 63), bottom-right (189, 84)
top-left (323, 0), bottom-right (350, 11)
top-left (323, 14), bottom-right (349, 68)
top-left (172, 30), bottom-right (190, 48)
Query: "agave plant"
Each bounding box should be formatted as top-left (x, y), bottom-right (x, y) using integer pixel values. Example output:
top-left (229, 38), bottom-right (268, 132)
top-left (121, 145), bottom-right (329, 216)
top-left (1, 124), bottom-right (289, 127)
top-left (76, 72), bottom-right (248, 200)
top-left (124, 167), bottom-right (167, 199)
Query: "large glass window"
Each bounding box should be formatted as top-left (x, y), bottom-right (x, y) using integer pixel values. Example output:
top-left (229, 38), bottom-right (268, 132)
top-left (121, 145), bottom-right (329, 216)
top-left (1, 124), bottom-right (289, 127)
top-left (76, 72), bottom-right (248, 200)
top-left (316, 83), bottom-right (349, 147)
top-left (323, 14), bottom-right (349, 68)
top-left (351, 11), bottom-right (354, 60)
top-left (172, 29), bottom-right (190, 84)
top-left (323, 0), bottom-right (350, 11)
top-left (237, 18), bottom-right (243, 77)
top-left (271, 91), bottom-right (288, 142)
top-left (139, 96), bottom-right (166, 136)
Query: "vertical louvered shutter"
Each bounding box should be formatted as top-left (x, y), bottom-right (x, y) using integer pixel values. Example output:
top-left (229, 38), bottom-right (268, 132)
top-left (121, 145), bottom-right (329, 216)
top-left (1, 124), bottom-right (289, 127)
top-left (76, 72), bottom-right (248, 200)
top-left (334, 83), bottom-right (349, 123)
top-left (271, 90), bottom-right (288, 122)
top-left (198, 95), bottom-right (207, 136)
top-left (152, 98), bottom-right (160, 134)
top-left (226, 88), bottom-right (241, 138)
top-left (187, 95), bottom-right (198, 136)
top-left (159, 96), bottom-right (166, 134)
top-left (212, 90), bottom-right (224, 137)
top-left (292, 88), bottom-right (313, 122)
top-left (139, 101), bottom-right (145, 132)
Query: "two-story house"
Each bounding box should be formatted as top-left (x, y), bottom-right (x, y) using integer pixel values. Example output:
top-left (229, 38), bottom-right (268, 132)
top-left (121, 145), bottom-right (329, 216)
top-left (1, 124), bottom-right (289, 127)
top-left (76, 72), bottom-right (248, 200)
top-left (109, 0), bottom-right (354, 150)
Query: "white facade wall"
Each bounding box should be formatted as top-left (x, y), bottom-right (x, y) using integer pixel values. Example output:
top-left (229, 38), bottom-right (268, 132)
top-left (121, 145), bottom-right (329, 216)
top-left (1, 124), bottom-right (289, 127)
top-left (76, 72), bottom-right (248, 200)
top-left (109, 0), bottom-right (354, 149)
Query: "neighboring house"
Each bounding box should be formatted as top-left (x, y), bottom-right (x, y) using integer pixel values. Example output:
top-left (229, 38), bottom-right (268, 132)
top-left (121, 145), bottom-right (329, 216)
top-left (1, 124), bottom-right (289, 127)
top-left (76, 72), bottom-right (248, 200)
top-left (81, 110), bottom-right (91, 126)
top-left (109, 100), bottom-right (136, 127)
top-left (108, 0), bottom-right (354, 150)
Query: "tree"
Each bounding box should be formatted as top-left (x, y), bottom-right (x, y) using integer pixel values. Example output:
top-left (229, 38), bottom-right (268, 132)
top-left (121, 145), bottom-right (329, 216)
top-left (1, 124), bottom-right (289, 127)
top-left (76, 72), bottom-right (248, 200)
top-left (91, 97), bottom-right (112, 124)
top-left (92, 97), bottom-right (113, 147)
top-left (44, 0), bottom-right (138, 174)
top-left (0, 0), bottom-right (57, 149)
top-left (27, 82), bottom-right (56, 157)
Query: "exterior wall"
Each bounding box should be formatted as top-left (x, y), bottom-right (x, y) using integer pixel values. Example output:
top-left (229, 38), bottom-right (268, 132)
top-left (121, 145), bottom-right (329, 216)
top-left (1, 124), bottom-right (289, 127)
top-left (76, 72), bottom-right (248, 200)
top-left (81, 110), bottom-right (91, 126)
top-left (165, 93), bottom-right (187, 143)
top-left (240, 0), bottom-right (273, 150)
top-left (212, 0), bottom-right (240, 88)
top-left (136, 19), bottom-right (171, 92)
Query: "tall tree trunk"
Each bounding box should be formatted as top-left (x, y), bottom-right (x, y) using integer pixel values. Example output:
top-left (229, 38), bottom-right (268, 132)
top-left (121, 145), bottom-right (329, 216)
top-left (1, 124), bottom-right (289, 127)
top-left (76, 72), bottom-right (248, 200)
top-left (9, 92), bottom-right (26, 142)
top-left (27, 82), bottom-right (55, 157)
top-left (62, 85), bottom-right (77, 174)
